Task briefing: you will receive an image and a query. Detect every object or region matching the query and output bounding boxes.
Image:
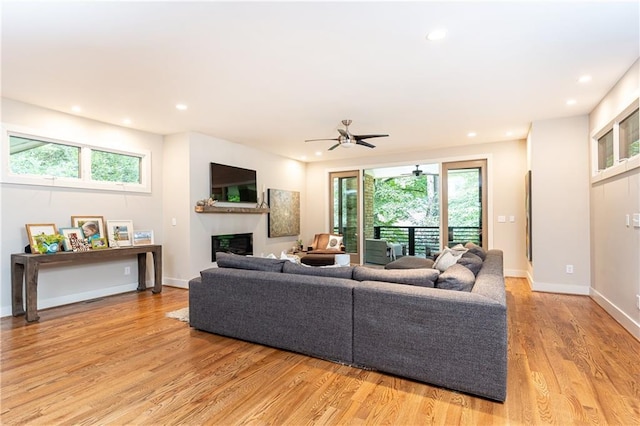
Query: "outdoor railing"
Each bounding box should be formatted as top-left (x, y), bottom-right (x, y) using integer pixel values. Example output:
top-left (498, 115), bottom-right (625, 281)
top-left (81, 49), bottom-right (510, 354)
top-left (374, 225), bottom-right (481, 257)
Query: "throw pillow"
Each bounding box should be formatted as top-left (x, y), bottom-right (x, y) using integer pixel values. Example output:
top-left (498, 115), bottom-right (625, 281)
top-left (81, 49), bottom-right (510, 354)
top-left (325, 235), bottom-right (343, 250)
top-left (457, 251), bottom-right (483, 276)
top-left (353, 266), bottom-right (439, 288)
top-left (464, 241), bottom-right (486, 261)
top-left (433, 247), bottom-right (464, 272)
top-left (215, 251), bottom-right (286, 273)
top-left (436, 264), bottom-right (475, 291)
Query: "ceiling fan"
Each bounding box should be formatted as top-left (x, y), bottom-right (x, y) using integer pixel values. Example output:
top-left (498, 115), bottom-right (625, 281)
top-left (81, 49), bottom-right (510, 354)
top-left (305, 119), bottom-right (389, 150)
top-left (401, 165), bottom-right (424, 177)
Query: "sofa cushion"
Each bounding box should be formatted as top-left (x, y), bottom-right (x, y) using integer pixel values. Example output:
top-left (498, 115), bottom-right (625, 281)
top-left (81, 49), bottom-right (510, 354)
top-left (283, 261), bottom-right (354, 279)
top-left (215, 251), bottom-right (286, 272)
top-left (353, 266), bottom-right (438, 288)
top-left (385, 256), bottom-right (435, 270)
top-left (433, 247), bottom-right (465, 272)
top-left (325, 235), bottom-right (344, 250)
top-left (464, 242), bottom-right (486, 261)
top-left (436, 263), bottom-right (475, 291)
top-left (457, 252), bottom-right (483, 276)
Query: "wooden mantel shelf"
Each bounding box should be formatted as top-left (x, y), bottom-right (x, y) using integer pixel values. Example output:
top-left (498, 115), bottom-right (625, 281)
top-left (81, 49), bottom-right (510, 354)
top-left (195, 206), bottom-right (270, 214)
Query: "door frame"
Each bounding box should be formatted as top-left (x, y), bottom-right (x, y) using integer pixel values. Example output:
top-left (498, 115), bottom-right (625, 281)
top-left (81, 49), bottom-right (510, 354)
top-left (329, 170), bottom-right (361, 264)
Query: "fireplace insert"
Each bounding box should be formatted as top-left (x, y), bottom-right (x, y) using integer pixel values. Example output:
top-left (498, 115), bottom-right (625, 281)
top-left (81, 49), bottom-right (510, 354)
top-left (211, 233), bottom-right (253, 261)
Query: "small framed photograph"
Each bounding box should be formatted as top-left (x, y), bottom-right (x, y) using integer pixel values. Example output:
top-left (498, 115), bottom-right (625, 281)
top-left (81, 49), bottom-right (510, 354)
top-left (71, 216), bottom-right (105, 246)
top-left (25, 223), bottom-right (58, 254)
top-left (59, 227), bottom-right (83, 251)
top-left (106, 220), bottom-right (134, 247)
top-left (91, 237), bottom-right (108, 249)
top-left (133, 230), bottom-right (154, 246)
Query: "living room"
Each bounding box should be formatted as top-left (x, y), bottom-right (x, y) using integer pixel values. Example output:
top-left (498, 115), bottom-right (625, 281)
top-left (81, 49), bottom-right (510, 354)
top-left (1, 1), bottom-right (639, 423)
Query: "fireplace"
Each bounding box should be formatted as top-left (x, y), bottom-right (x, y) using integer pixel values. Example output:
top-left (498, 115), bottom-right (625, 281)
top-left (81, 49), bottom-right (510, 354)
top-left (211, 233), bottom-right (253, 261)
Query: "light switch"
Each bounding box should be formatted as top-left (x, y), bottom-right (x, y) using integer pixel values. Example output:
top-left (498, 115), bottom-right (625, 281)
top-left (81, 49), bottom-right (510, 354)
top-left (509, 216), bottom-right (515, 223)
top-left (633, 213), bottom-right (640, 228)
top-left (497, 215), bottom-right (506, 223)
top-left (172, 218), bottom-right (177, 226)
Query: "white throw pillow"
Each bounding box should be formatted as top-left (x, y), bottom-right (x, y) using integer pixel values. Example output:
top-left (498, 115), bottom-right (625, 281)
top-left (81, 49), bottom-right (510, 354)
top-left (433, 247), bottom-right (465, 272)
top-left (326, 235), bottom-right (343, 250)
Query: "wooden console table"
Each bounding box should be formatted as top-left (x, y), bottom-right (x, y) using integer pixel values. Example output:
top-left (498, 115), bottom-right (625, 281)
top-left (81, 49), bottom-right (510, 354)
top-left (11, 245), bottom-right (162, 323)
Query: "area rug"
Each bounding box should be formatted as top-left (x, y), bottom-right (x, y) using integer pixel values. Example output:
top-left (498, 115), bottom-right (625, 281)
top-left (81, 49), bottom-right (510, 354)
top-left (166, 307), bottom-right (189, 323)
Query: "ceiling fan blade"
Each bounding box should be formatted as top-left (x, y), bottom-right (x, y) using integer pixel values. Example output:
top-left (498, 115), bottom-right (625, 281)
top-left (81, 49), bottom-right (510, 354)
top-left (305, 138), bottom-right (340, 142)
top-left (356, 140), bottom-right (376, 149)
top-left (328, 143), bottom-right (341, 151)
top-left (353, 134), bottom-right (389, 141)
top-left (337, 129), bottom-right (349, 137)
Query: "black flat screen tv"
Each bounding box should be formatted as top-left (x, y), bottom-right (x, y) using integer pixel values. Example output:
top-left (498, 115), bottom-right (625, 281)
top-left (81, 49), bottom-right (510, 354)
top-left (210, 163), bottom-right (257, 203)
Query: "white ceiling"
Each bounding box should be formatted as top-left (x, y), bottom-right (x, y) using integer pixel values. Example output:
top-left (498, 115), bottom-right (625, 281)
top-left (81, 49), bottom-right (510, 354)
top-left (2, 1), bottom-right (638, 162)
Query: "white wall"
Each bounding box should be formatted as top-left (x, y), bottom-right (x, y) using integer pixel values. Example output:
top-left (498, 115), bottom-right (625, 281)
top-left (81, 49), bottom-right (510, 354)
top-left (305, 139), bottom-right (529, 277)
top-left (161, 131), bottom-right (307, 288)
top-left (589, 59), bottom-right (640, 339)
top-left (528, 115), bottom-right (591, 295)
top-left (0, 99), bottom-right (164, 316)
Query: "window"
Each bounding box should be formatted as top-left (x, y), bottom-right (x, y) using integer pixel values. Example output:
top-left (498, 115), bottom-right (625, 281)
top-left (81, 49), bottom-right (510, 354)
top-left (2, 130), bottom-right (151, 193)
top-left (597, 130), bottom-right (614, 170)
top-left (620, 108), bottom-right (639, 159)
top-left (592, 99), bottom-right (640, 179)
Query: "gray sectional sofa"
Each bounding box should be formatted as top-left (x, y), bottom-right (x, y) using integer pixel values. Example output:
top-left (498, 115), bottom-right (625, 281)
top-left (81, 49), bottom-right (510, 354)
top-left (189, 248), bottom-right (507, 401)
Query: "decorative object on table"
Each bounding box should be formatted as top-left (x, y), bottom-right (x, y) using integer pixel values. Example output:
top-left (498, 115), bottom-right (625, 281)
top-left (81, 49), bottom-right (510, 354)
top-left (71, 216), bottom-right (106, 245)
top-left (58, 227), bottom-right (83, 251)
top-left (91, 237), bottom-right (108, 249)
top-left (195, 197), bottom-right (217, 212)
top-left (106, 220), bottom-right (133, 247)
top-left (267, 188), bottom-right (300, 237)
top-left (33, 233), bottom-right (66, 254)
top-left (132, 230), bottom-right (154, 246)
top-left (25, 223), bottom-right (58, 254)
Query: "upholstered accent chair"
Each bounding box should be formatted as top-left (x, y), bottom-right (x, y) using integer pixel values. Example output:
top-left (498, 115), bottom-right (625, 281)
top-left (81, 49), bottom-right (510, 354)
top-left (307, 233), bottom-right (346, 254)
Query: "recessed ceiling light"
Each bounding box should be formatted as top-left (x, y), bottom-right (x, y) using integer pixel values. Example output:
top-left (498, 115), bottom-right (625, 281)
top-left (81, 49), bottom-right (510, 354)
top-left (71, 105), bottom-right (82, 113)
top-left (505, 131), bottom-right (513, 137)
top-left (566, 99), bottom-right (577, 106)
top-left (467, 132), bottom-right (477, 138)
top-left (426, 29), bottom-right (447, 41)
top-left (300, 155), bottom-right (307, 161)
top-left (315, 151), bottom-right (323, 156)
top-left (176, 104), bottom-right (188, 111)
top-left (123, 118), bottom-right (132, 125)
top-left (578, 75), bottom-right (592, 83)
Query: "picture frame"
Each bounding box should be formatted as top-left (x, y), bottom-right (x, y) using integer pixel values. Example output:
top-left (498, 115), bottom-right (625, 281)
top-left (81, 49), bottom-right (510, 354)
top-left (106, 220), bottom-right (134, 247)
top-left (91, 237), bottom-right (108, 249)
top-left (132, 230), bottom-right (154, 246)
top-left (58, 227), bottom-right (83, 251)
top-left (25, 223), bottom-right (58, 254)
top-left (71, 216), bottom-right (106, 246)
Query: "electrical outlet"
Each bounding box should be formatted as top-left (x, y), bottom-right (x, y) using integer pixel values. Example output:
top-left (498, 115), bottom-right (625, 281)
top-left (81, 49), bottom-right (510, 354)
top-left (124, 266), bottom-right (131, 275)
top-left (565, 265), bottom-right (574, 274)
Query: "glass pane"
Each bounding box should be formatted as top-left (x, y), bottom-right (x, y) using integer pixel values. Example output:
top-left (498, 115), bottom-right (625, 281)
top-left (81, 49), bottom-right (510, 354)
top-left (597, 130), bottom-right (614, 169)
top-left (9, 135), bottom-right (80, 178)
top-left (620, 108), bottom-right (639, 159)
top-left (447, 168), bottom-right (482, 246)
top-left (91, 150), bottom-right (141, 183)
top-left (333, 175), bottom-right (358, 253)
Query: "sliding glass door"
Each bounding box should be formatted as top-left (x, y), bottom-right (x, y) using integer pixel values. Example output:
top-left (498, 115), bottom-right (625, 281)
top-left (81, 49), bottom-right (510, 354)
top-left (441, 160), bottom-right (488, 248)
top-left (329, 171), bottom-right (360, 264)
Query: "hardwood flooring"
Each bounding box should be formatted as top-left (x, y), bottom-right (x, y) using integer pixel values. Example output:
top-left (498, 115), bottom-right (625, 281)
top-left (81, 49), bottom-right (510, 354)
top-left (1, 278), bottom-right (639, 425)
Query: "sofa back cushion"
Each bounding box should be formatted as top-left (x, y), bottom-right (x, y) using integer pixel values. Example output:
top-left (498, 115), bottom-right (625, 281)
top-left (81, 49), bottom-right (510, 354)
top-left (283, 261), bottom-right (355, 279)
top-left (457, 252), bottom-right (483, 276)
top-left (464, 241), bottom-right (487, 260)
top-left (353, 266), bottom-right (438, 288)
top-left (436, 263), bottom-right (475, 291)
top-left (215, 251), bottom-right (286, 272)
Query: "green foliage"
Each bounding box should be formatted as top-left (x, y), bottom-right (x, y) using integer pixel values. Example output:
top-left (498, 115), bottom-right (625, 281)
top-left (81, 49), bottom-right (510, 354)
top-left (91, 150), bottom-right (140, 183)
top-left (447, 170), bottom-right (481, 227)
top-left (10, 138), bottom-right (79, 178)
top-left (374, 175), bottom-right (439, 227)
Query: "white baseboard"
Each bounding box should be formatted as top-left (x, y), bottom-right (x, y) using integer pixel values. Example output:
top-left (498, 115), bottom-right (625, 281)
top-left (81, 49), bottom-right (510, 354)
top-left (531, 281), bottom-right (591, 295)
top-left (163, 277), bottom-right (189, 289)
top-left (505, 269), bottom-right (527, 278)
top-left (590, 288), bottom-right (640, 341)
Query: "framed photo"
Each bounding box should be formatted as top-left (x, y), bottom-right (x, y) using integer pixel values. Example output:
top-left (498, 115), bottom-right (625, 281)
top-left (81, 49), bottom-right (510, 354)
top-left (106, 220), bottom-right (134, 247)
top-left (59, 227), bottom-right (83, 251)
top-left (91, 237), bottom-right (108, 249)
top-left (71, 216), bottom-right (105, 246)
top-left (25, 223), bottom-right (58, 254)
top-left (132, 230), bottom-right (154, 246)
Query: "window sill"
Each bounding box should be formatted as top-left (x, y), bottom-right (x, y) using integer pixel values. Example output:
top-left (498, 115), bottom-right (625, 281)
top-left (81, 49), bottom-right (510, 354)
top-left (592, 155), bottom-right (640, 184)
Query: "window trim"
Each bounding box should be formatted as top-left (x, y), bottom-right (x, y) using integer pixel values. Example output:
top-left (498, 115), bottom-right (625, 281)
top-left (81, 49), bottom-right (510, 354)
top-left (1, 126), bottom-right (151, 193)
top-left (591, 98), bottom-right (640, 183)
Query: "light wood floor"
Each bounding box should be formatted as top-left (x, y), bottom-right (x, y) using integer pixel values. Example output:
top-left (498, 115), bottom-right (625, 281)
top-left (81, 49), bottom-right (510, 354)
top-left (2, 278), bottom-right (639, 425)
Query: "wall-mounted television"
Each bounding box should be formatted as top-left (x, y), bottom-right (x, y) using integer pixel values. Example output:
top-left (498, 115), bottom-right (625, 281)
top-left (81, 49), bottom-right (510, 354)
top-left (210, 162), bottom-right (257, 203)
